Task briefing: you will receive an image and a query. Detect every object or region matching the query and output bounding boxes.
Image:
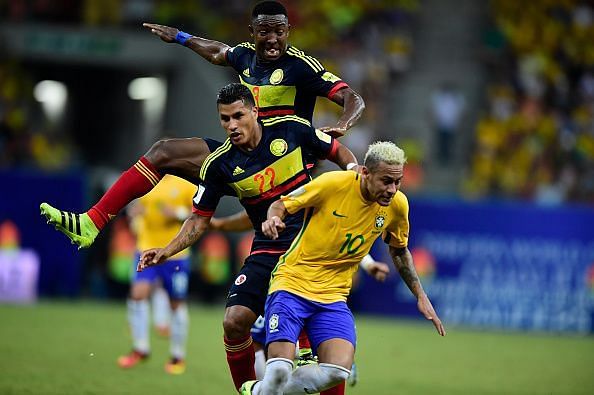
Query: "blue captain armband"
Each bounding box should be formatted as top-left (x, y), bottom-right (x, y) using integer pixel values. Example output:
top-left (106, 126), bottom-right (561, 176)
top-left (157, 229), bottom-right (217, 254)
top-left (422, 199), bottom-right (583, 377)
top-left (175, 31), bottom-right (192, 45)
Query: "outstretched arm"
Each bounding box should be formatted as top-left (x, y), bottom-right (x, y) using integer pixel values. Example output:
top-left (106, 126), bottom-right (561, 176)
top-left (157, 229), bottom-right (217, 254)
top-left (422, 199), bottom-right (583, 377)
top-left (138, 213), bottom-right (210, 271)
top-left (209, 210), bottom-right (253, 232)
top-left (327, 141), bottom-right (359, 171)
top-left (389, 246), bottom-right (446, 336)
top-left (320, 87), bottom-right (366, 138)
top-left (143, 23), bottom-right (230, 66)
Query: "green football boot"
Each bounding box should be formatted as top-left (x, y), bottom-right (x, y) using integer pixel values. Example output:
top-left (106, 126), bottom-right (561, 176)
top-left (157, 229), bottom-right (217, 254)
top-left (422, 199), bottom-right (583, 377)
top-left (296, 348), bottom-right (318, 367)
top-left (239, 380), bottom-right (258, 395)
top-left (40, 203), bottom-right (99, 248)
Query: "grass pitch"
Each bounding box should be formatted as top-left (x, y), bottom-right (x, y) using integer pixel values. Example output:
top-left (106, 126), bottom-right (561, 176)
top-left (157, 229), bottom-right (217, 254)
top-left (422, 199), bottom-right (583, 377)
top-left (1, 301), bottom-right (593, 394)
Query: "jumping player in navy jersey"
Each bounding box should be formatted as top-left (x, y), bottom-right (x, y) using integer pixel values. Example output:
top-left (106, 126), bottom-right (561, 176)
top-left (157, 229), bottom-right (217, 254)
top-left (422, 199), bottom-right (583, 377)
top-left (40, 1), bottom-right (364, 250)
top-left (136, 83), bottom-right (358, 391)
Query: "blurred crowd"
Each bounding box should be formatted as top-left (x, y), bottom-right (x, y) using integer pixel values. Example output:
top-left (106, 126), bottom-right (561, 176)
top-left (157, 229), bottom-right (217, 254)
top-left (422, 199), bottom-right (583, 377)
top-left (465, 0), bottom-right (594, 204)
top-left (0, 60), bottom-right (75, 169)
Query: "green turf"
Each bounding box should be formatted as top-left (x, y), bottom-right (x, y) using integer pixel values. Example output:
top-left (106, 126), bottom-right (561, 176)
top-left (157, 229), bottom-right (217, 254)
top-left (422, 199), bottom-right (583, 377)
top-left (1, 301), bottom-right (593, 394)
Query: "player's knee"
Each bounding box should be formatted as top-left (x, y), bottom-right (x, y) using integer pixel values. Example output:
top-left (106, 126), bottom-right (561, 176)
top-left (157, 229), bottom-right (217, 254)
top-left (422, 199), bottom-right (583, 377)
top-left (130, 283), bottom-right (151, 300)
top-left (145, 139), bottom-right (173, 169)
top-left (223, 311), bottom-right (251, 338)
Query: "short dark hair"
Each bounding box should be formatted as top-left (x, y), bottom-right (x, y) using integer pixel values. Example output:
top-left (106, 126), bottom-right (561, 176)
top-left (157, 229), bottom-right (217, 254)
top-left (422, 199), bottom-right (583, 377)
top-left (216, 83), bottom-right (255, 107)
top-left (252, 1), bottom-right (287, 19)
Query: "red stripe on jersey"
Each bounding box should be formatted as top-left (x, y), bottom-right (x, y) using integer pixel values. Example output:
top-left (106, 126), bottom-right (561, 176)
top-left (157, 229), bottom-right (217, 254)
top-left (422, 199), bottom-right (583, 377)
top-left (326, 139), bottom-right (340, 162)
top-left (192, 206), bottom-right (214, 217)
top-left (251, 248), bottom-right (287, 255)
top-left (258, 109), bottom-right (295, 117)
top-left (243, 173), bottom-right (308, 205)
top-left (327, 82), bottom-right (349, 99)
top-left (306, 163), bottom-right (315, 169)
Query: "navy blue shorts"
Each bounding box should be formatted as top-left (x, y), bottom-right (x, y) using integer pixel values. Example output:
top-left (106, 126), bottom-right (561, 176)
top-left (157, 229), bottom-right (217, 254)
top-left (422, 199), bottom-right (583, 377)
top-left (133, 253), bottom-right (190, 300)
top-left (264, 290), bottom-right (356, 355)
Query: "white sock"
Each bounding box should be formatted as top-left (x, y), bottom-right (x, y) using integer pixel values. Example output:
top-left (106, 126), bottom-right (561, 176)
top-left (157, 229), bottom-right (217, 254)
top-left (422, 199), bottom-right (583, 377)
top-left (253, 358), bottom-right (293, 395)
top-left (151, 287), bottom-right (171, 329)
top-left (127, 299), bottom-right (150, 353)
top-left (283, 363), bottom-right (351, 395)
top-left (254, 349), bottom-right (266, 380)
top-left (169, 303), bottom-right (189, 359)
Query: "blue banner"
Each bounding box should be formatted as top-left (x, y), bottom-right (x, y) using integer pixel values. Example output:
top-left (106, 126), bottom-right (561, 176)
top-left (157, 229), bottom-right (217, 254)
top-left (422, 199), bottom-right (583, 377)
top-left (0, 170), bottom-right (86, 297)
top-left (350, 199), bottom-right (594, 333)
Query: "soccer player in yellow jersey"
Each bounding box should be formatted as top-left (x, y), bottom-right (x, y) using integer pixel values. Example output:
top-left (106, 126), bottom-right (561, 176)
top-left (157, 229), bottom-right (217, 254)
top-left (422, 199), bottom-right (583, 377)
top-left (241, 141), bottom-right (446, 394)
top-left (117, 174), bottom-right (196, 375)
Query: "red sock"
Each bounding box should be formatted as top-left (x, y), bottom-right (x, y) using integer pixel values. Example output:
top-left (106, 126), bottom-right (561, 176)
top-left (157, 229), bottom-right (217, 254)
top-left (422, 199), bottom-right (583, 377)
top-left (224, 335), bottom-right (256, 391)
top-left (298, 330), bottom-right (311, 350)
top-left (320, 381), bottom-right (345, 395)
top-left (88, 157), bottom-right (161, 230)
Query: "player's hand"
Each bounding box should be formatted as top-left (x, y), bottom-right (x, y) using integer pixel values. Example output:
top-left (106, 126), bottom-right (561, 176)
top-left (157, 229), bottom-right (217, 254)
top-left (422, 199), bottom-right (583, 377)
top-left (262, 216), bottom-right (286, 240)
top-left (142, 23), bottom-right (179, 43)
top-left (137, 248), bottom-right (168, 272)
top-left (365, 261), bottom-right (390, 282)
top-left (417, 293), bottom-right (446, 336)
top-left (319, 125), bottom-right (348, 138)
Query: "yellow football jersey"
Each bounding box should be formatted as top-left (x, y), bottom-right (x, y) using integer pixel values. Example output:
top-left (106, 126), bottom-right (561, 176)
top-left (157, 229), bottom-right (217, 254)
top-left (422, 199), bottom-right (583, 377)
top-left (134, 175), bottom-right (196, 259)
top-left (268, 170), bottom-right (409, 303)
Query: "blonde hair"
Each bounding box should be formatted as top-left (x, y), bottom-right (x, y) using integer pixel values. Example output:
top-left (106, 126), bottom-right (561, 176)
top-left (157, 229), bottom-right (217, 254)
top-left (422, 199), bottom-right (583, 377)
top-left (363, 141), bottom-right (406, 171)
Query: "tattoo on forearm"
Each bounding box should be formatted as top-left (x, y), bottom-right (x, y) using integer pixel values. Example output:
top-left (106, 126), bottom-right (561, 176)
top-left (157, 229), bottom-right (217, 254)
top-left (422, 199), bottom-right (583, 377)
top-left (391, 247), bottom-right (422, 296)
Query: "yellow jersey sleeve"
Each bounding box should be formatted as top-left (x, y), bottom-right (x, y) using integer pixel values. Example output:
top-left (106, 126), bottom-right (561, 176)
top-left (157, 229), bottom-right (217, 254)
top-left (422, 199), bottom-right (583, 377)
top-left (280, 172), bottom-right (335, 214)
top-left (383, 191), bottom-right (410, 248)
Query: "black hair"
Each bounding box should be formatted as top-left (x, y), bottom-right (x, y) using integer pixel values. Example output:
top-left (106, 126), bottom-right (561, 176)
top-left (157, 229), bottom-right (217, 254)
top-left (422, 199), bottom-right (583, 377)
top-left (216, 83), bottom-right (256, 107)
top-left (251, 1), bottom-right (287, 19)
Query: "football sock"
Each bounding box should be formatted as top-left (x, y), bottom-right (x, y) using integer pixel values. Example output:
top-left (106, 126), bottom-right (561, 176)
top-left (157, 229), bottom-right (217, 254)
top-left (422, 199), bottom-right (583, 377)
top-left (127, 299), bottom-right (150, 353)
top-left (224, 334), bottom-right (256, 391)
top-left (152, 287), bottom-right (171, 330)
top-left (253, 358), bottom-right (293, 395)
top-left (88, 157), bottom-right (161, 230)
top-left (254, 349), bottom-right (266, 380)
top-left (170, 304), bottom-right (188, 359)
top-left (298, 330), bottom-right (311, 351)
top-left (282, 363), bottom-right (350, 395)
top-left (320, 381), bottom-right (346, 395)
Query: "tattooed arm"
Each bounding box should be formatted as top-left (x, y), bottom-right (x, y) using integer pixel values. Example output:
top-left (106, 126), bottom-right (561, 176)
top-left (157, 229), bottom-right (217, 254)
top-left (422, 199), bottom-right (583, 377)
top-left (137, 214), bottom-right (210, 271)
top-left (390, 246), bottom-right (446, 336)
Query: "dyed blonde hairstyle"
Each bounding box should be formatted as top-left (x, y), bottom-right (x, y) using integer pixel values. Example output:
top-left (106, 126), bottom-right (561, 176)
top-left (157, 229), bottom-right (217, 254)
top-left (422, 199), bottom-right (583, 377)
top-left (363, 141), bottom-right (407, 171)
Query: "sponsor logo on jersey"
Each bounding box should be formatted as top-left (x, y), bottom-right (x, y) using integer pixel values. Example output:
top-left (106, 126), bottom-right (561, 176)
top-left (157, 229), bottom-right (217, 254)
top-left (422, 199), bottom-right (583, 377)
top-left (242, 68), bottom-right (250, 77)
top-left (332, 210), bottom-right (347, 218)
top-left (234, 274), bottom-right (247, 286)
top-left (270, 138), bottom-right (288, 156)
top-left (375, 215), bottom-right (386, 229)
top-left (269, 313), bottom-right (279, 333)
top-left (270, 69), bottom-right (284, 85)
top-left (233, 166), bottom-right (245, 176)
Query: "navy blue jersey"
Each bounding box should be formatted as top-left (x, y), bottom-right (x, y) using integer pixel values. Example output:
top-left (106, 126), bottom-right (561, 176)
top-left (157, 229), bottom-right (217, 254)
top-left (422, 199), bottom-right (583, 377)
top-left (226, 43), bottom-right (348, 123)
top-left (193, 118), bottom-right (338, 255)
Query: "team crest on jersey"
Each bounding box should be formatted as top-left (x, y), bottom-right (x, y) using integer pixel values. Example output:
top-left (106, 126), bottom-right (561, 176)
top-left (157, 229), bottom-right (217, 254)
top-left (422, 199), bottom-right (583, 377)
top-left (270, 69), bottom-right (284, 85)
top-left (375, 215), bottom-right (386, 229)
top-left (234, 274), bottom-right (247, 286)
top-left (270, 139), bottom-right (288, 156)
top-left (269, 313), bottom-right (279, 333)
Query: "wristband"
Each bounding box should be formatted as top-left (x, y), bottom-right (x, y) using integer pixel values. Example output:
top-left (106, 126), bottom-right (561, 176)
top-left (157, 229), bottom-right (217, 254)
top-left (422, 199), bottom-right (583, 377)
top-left (175, 31), bottom-right (192, 45)
top-left (346, 162), bottom-right (357, 171)
top-left (360, 254), bottom-right (374, 271)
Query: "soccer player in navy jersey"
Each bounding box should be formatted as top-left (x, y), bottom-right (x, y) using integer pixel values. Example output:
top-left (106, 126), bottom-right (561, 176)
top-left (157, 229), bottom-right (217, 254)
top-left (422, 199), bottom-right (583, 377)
top-left (136, 83), bottom-right (357, 391)
top-left (40, 1), bottom-right (364, 249)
